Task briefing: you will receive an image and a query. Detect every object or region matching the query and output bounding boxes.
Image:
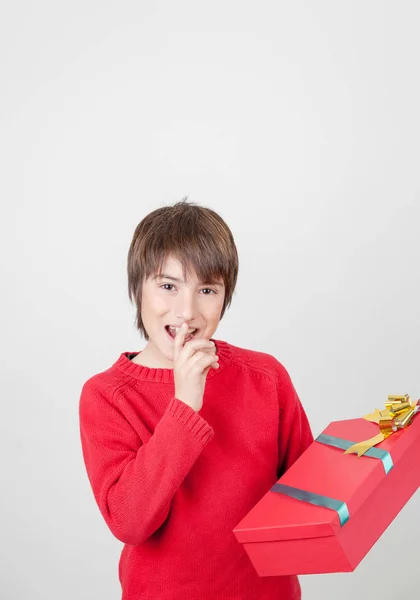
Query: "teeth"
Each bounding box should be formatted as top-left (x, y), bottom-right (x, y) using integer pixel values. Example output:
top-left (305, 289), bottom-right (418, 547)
top-left (169, 326), bottom-right (197, 334)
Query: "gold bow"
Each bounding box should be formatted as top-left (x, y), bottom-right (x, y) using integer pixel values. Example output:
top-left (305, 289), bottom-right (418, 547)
top-left (344, 394), bottom-right (420, 458)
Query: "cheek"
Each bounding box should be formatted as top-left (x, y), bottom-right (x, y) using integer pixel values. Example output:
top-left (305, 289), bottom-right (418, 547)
top-left (147, 295), bottom-right (169, 313)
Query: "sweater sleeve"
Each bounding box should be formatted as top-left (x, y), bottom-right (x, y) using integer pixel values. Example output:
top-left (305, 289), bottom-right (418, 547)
top-left (275, 362), bottom-right (314, 480)
top-left (79, 379), bottom-right (214, 545)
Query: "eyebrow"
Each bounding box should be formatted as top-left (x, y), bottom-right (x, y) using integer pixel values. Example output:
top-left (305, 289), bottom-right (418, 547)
top-left (153, 274), bottom-right (224, 287)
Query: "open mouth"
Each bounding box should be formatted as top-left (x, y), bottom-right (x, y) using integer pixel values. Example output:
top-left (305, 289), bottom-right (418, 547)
top-left (165, 325), bottom-right (198, 342)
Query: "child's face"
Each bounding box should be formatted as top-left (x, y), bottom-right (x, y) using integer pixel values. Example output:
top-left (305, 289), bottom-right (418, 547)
top-left (140, 255), bottom-right (225, 367)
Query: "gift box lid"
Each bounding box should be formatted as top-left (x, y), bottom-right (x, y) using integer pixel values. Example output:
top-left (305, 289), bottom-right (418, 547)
top-left (233, 415), bottom-right (420, 544)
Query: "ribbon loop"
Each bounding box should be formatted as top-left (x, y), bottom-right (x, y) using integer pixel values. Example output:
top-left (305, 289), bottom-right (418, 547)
top-left (343, 394), bottom-right (419, 457)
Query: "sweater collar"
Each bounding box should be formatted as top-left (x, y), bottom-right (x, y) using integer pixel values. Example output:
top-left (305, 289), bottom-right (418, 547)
top-left (112, 338), bottom-right (232, 383)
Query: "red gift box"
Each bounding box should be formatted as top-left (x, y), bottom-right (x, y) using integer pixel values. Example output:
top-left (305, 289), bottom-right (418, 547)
top-left (233, 412), bottom-right (420, 575)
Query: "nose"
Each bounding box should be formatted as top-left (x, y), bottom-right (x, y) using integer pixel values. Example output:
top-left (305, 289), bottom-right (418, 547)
top-left (175, 290), bottom-right (197, 322)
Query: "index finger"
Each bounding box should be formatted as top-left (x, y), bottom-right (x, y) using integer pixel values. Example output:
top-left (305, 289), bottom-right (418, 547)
top-left (173, 322), bottom-right (188, 360)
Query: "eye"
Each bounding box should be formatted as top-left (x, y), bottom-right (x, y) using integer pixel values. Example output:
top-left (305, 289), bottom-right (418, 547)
top-left (160, 284), bottom-right (216, 294)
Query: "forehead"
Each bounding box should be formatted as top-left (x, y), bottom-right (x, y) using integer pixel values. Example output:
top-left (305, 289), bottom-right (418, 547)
top-left (160, 256), bottom-right (184, 273)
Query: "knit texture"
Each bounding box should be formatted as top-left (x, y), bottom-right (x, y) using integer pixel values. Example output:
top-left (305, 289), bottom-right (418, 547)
top-left (79, 338), bottom-right (313, 600)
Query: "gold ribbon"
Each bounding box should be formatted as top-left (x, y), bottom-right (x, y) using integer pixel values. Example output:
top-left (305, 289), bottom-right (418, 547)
top-left (343, 394), bottom-right (420, 458)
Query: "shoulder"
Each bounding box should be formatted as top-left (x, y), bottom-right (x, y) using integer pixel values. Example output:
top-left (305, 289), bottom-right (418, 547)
top-left (226, 340), bottom-right (292, 386)
top-left (79, 364), bottom-right (132, 410)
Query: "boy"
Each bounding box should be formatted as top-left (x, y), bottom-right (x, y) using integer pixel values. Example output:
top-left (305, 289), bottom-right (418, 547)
top-left (79, 197), bottom-right (313, 599)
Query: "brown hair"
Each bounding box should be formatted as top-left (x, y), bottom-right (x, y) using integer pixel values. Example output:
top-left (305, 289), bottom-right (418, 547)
top-left (127, 196), bottom-right (239, 340)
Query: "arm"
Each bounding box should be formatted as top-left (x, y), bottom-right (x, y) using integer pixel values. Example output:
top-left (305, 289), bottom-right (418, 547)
top-left (275, 362), bottom-right (314, 479)
top-left (79, 379), bottom-right (214, 545)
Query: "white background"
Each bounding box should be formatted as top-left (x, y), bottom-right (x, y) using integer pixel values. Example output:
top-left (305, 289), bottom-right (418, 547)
top-left (2, 1), bottom-right (419, 598)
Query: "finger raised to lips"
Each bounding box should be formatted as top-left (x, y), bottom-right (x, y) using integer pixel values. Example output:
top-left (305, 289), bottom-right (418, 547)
top-left (175, 323), bottom-right (188, 349)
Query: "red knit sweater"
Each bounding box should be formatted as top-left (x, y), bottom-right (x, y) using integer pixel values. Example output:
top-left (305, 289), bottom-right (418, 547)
top-left (79, 338), bottom-right (313, 600)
